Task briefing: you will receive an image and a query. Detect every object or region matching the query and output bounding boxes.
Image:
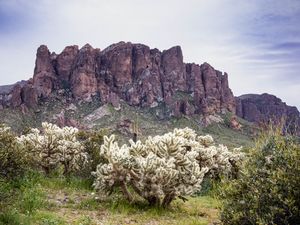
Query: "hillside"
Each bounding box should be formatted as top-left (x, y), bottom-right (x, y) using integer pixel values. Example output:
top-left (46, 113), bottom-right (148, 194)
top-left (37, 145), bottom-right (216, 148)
top-left (0, 42), bottom-right (299, 141)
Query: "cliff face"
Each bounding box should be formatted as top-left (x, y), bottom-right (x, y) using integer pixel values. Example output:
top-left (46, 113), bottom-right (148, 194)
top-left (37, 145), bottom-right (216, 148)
top-left (0, 42), bottom-right (236, 117)
top-left (236, 94), bottom-right (300, 134)
top-left (0, 42), bottom-right (299, 133)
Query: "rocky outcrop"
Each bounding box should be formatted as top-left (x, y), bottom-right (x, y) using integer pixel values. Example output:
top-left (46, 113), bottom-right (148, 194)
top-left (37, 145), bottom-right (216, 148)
top-left (55, 45), bottom-right (79, 85)
top-left (236, 94), bottom-right (300, 134)
top-left (10, 84), bottom-right (22, 107)
top-left (161, 46), bottom-right (186, 103)
top-left (185, 62), bottom-right (235, 115)
top-left (33, 45), bottom-right (56, 98)
top-left (229, 116), bottom-right (242, 130)
top-left (70, 44), bottom-right (99, 99)
top-left (21, 80), bottom-right (38, 108)
top-left (0, 41), bottom-right (298, 133)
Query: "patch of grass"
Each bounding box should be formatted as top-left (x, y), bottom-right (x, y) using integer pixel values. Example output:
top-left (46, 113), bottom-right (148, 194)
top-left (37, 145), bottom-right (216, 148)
top-left (0, 208), bottom-right (23, 225)
top-left (101, 195), bottom-right (220, 225)
top-left (0, 209), bottom-right (67, 225)
top-left (1, 169), bottom-right (221, 225)
top-left (40, 176), bottom-right (93, 191)
top-left (74, 215), bottom-right (93, 225)
top-left (77, 198), bottom-right (102, 210)
top-left (18, 186), bottom-right (45, 215)
top-left (31, 211), bottom-right (67, 225)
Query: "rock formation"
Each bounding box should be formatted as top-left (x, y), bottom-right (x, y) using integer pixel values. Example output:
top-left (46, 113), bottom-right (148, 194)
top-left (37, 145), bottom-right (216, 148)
top-left (236, 94), bottom-right (300, 135)
top-left (0, 42), bottom-right (236, 117)
top-left (0, 41), bottom-right (299, 133)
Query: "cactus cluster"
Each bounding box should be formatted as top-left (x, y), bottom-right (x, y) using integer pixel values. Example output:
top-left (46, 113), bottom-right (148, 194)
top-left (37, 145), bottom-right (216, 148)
top-left (93, 128), bottom-right (243, 207)
top-left (18, 122), bottom-right (86, 174)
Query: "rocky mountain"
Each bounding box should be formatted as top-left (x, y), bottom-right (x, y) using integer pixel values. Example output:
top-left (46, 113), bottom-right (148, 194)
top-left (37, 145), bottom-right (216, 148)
top-left (0, 41), bottom-right (299, 134)
top-left (236, 94), bottom-right (300, 134)
top-left (0, 42), bottom-right (236, 115)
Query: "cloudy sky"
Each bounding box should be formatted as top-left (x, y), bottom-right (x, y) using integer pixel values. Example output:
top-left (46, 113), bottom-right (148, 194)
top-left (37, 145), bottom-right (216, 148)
top-left (0, 0), bottom-right (299, 108)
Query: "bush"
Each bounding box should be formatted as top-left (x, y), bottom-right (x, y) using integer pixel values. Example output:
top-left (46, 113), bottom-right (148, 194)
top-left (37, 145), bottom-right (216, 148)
top-left (93, 128), bottom-right (243, 207)
top-left (0, 125), bottom-right (27, 179)
top-left (76, 129), bottom-right (105, 178)
top-left (218, 131), bottom-right (300, 225)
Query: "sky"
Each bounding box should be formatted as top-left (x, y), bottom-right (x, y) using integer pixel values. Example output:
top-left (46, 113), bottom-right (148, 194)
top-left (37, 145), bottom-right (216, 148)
top-left (0, 0), bottom-right (299, 109)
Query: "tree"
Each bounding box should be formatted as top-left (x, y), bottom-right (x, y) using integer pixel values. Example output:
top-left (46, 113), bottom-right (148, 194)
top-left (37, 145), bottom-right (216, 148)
top-left (93, 128), bottom-right (243, 207)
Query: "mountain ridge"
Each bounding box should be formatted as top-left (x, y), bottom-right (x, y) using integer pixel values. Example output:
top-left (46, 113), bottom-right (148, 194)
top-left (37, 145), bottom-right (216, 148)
top-left (0, 41), bottom-right (299, 134)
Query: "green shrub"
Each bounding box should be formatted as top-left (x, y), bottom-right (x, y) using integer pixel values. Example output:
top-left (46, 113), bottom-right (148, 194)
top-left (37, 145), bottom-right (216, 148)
top-left (76, 129), bottom-right (105, 178)
top-left (218, 131), bottom-right (300, 225)
top-left (0, 125), bottom-right (28, 179)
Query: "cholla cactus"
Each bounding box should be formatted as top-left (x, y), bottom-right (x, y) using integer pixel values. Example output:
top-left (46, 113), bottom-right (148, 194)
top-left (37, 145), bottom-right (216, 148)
top-left (18, 122), bottom-right (86, 175)
top-left (57, 126), bottom-right (87, 175)
top-left (93, 128), bottom-right (244, 207)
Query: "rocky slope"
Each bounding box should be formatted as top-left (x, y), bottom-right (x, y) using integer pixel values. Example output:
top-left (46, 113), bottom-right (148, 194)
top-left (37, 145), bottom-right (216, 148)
top-left (0, 42), bottom-right (235, 117)
top-left (0, 42), bottom-right (299, 134)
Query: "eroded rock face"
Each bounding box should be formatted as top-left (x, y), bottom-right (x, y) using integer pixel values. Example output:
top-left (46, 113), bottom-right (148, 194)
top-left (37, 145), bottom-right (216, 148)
top-left (0, 79), bottom-right (38, 109)
top-left (29, 42), bottom-right (236, 117)
top-left (220, 73), bottom-right (236, 112)
top-left (55, 45), bottom-right (79, 85)
top-left (70, 44), bottom-right (99, 99)
top-left (185, 62), bottom-right (235, 116)
top-left (0, 42), bottom-right (245, 118)
top-left (10, 85), bottom-right (22, 107)
top-left (21, 82), bottom-right (38, 108)
top-left (99, 42), bottom-right (133, 95)
top-left (236, 94), bottom-right (300, 134)
top-left (130, 45), bottom-right (163, 107)
top-left (1, 41), bottom-right (298, 133)
top-left (161, 46), bottom-right (186, 103)
top-left (33, 45), bottom-right (56, 98)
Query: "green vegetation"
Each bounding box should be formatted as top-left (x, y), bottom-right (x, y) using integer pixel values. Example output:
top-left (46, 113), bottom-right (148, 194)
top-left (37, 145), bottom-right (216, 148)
top-left (0, 125), bottom-right (28, 178)
top-left (1, 125), bottom-right (225, 224)
top-left (2, 103), bottom-right (299, 224)
top-left (93, 128), bottom-right (243, 208)
top-left (76, 129), bottom-right (106, 178)
top-left (218, 129), bottom-right (300, 225)
top-left (0, 99), bottom-right (254, 148)
top-left (0, 171), bottom-right (220, 225)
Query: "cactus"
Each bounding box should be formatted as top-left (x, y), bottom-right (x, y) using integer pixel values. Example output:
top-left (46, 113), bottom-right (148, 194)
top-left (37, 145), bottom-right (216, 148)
top-left (18, 122), bottom-right (87, 175)
top-left (93, 128), bottom-right (243, 207)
